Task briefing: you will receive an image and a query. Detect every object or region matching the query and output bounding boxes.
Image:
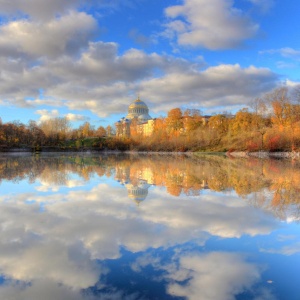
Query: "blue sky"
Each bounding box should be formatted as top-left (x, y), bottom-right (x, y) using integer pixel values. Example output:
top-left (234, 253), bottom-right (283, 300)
top-left (0, 0), bottom-right (299, 127)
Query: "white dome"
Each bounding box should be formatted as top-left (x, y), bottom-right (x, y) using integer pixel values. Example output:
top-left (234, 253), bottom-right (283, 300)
top-left (126, 98), bottom-right (152, 120)
top-left (138, 114), bottom-right (152, 122)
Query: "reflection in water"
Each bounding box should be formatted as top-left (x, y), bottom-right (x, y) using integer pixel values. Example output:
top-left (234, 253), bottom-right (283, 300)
top-left (131, 251), bottom-right (270, 300)
top-left (114, 162), bottom-right (153, 204)
top-left (0, 153), bottom-right (300, 219)
top-left (0, 153), bottom-right (299, 299)
top-left (125, 180), bottom-right (151, 204)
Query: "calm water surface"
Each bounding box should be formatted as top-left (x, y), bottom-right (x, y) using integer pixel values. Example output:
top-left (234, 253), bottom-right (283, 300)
top-left (0, 153), bottom-right (299, 300)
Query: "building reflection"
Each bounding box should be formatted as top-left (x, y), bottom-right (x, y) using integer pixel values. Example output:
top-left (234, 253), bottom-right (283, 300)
top-left (125, 180), bottom-right (151, 204)
top-left (115, 162), bottom-right (153, 204)
top-left (0, 153), bottom-right (300, 219)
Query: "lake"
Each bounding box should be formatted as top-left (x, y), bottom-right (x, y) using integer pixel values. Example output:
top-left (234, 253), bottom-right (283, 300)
top-left (0, 153), bottom-right (299, 300)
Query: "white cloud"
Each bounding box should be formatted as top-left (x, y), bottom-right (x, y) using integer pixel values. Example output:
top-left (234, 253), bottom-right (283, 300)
top-left (0, 278), bottom-right (139, 300)
top-left (0, 12), bottom-right (98, 59)
top-left (1, 242), bottom-right (99, 288)
top-left (0, 181), bottom-right (278, 268)
top-left (0, 15), bottom-right (278, 117)
top-left (164, 0), bottom-right (259, 50)
top-left (0, 0), bottom-right (286, 121)
top-left (131, 251), bottom-right (275, 300)
top-left (35, 110), bottom-right (88, 123)
top-left (46, 42), bottom-right (200, 85)
top-left (0, 280), bottom-right (88, 300)
top-left (261, 47), bottom-right (300, 60)
top-left (36, 179), bottom-right (86, 192)
top-left (0, 0), bottom-right (138, 21)
top-left (285, 79), bottom-right (300, 87)
top-left (261, 241), bottom-right (300, 256)
top-left (276, 61), bottom-right (297, 69)
top-left (140, 64), bottom-right (278, 113)
top-left (166, 252), bottom-right (268, 300)
top-left (278, 48), bottom-right (300, 59)
top-left (0, 0), bottom-right (79, 20)
top-left (35, 109), bottom-right (60, 122)
top-left (30, 58), bottom-right (279, 116)
top-left (65, 113), bottom-right (89, 122)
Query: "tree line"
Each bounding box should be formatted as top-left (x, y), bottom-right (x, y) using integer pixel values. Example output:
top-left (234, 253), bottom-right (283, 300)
top-left (0, 117), bottom-right (112, 149)
top-left (128, 86), bottom-right (300, 152)
top-left (0, 85), bottom-right (300, 151)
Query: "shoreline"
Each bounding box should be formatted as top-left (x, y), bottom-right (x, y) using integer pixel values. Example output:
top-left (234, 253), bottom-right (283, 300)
top-left (227, 151), bottom-right (300, 159)
top-left (0, 147), bottom-right (300, 159)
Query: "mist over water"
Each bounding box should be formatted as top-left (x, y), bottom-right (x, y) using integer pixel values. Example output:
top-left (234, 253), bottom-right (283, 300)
top-left (0, 153), bottom-right (299, 300)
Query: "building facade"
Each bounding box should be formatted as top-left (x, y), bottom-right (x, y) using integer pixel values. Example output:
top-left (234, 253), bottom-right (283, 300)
top-left (115, 97), bottom-right (155, 137)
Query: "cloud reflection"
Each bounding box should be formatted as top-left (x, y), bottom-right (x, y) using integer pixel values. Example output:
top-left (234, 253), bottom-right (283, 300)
top-left (167, 252), bottom-right (261, 300)
top-left (131, 250), bottom-right (277, 300)
top-left (0, 154), bottom-right (297, 299)
top-left (0, 182), bottom-right (278, 298)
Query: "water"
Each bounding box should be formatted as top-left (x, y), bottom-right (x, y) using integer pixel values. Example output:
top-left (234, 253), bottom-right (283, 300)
top-left (0, 153), bottom-right (299, 300)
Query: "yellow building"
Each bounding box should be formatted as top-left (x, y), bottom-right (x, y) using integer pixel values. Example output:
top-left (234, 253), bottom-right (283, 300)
top-left (116, 97), bottom-right (155, 137)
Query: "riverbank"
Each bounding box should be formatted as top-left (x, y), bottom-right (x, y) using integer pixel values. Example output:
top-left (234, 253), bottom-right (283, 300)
top-left (1, 147), bottom-right (300, 159)
top-left (0, 146), bottom-right (113, 153)
top-left (227, 151), bottom-right (300, 159)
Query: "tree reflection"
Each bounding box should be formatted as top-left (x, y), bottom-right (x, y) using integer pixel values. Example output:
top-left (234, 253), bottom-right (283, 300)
top-left (0, 153), bottom-right (300, 219)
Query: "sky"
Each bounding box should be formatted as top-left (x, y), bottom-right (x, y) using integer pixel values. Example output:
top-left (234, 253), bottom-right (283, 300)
top-left (0, 0), bottom-right (299, 128)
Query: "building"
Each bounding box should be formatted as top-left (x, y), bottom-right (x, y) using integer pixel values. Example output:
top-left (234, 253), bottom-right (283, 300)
top-left (115, 97), bottom-right (213, 137)
top-left (115, 97), bottom-right (155, 137)
top-left (114, 161), bottom-right (154, 205)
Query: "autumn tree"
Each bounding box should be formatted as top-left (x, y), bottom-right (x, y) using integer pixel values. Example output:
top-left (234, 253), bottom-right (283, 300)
top-left (28, 120), bottom-right (46, 147)
top-left (182, 109), bottom-right (202, 132)
top-left (265, 87), bottom-right (293, 127)
top-left (153, 117), bottom-right (166, 134)
top-left (96, 126), bottom-right (106, 137)
top-left (106, 125), bottom-right (114, 137)
top-left (230, 108), bottom-right (256, 134)
top-left (250, 97), bottom-right (268, 116)
top-left (39, 117), bottom-right (71, 143)
top-left (265, 87), bottom-right (300, 150)
top-left (78, 122), bottom-right (95, 138)
top-left (2, 122), bottom-right (21, 146)
top-left (165, 108), bottom-right (183, 135)
top-left (208, 114), bottom-right (229, 134)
